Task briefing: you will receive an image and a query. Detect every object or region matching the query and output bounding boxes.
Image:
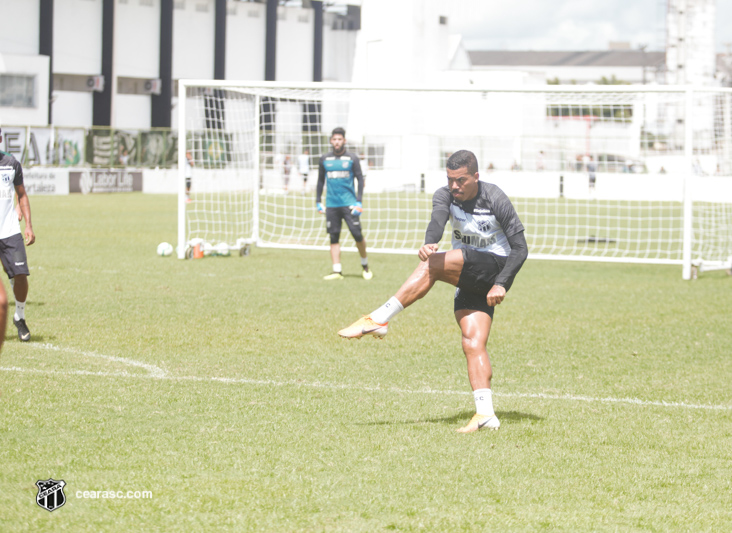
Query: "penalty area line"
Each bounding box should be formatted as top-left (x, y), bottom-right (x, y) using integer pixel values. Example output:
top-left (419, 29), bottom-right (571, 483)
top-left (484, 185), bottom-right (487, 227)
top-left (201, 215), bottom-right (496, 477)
top-left (1, 364), bottom-right (730, 412)
top-left (34, 343), bottom-right (168, 378)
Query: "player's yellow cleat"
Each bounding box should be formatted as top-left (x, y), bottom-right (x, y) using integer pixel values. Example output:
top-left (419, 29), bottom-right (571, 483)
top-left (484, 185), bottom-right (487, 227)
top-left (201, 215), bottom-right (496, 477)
top-left (362, 267), bottom-right (373, 280)
top-left (338, 316), bottom-right (388, 339)
top-left (323, 272), bottom-right (344, 280)
top-left (456, 413), bottom-right (500, 433)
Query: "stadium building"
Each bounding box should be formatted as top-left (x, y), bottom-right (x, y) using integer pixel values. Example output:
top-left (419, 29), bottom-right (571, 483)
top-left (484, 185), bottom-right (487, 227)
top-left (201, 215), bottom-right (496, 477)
top-left (467, 47), bottom-right (668, 86)
top-left (0, 0), bottom-right (361, 129)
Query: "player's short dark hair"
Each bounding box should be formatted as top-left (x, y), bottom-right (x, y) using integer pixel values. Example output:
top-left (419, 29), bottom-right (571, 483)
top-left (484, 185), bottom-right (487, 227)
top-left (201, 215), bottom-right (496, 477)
top-left (331, 127), bottom-right (346, 138)
top-left (447, 150), bottom-right (479, 175)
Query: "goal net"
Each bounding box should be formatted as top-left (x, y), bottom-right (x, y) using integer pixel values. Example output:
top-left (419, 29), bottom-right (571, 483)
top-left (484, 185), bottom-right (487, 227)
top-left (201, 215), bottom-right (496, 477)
top-left (177, 82), bottom-right (732, 278)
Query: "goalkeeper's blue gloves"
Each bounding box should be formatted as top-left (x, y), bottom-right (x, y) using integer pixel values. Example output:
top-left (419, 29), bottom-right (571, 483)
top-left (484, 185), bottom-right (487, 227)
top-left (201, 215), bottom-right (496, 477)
top-left (316, 202), bottom-right (325, 214)
top-left (350, 202), bottom-right (363, 216)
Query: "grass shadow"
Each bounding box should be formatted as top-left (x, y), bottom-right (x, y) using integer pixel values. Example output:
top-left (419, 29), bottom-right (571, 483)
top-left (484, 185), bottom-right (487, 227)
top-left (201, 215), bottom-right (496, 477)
top-left (360, 409), bottom-right (543, 427)
top-left (8, 301), bottom-right (46, 307)
top-left (4, 335), bottom-right (51, 343)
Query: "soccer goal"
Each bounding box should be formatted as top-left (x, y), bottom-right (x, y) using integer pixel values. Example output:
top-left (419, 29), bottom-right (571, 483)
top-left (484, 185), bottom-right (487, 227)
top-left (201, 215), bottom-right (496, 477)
top-left (177, 81), bottom-right (732, 279)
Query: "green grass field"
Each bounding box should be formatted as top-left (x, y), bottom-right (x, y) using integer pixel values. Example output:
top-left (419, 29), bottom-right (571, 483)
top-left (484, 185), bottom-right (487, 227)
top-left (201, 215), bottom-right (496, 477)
top-left (1, 193), bottom-right (730, 532)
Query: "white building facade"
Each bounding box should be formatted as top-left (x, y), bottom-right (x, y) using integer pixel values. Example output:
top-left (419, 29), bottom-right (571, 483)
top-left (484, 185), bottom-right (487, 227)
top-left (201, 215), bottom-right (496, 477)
top-left (0, 0), bottom-right (359, 130)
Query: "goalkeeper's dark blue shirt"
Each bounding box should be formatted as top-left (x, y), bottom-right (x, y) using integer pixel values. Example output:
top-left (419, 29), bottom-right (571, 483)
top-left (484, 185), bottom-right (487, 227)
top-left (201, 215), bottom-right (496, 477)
top-left (316, 150), bottom-right (364, 208)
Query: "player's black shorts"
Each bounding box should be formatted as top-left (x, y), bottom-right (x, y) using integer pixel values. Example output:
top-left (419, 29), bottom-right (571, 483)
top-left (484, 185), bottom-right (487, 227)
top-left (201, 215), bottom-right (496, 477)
top-left (325, 206), bottom-right (363, 243)
top-left (185, 177), bottom-right (192, 189)
top-left (454, 248), bottom-right (507, 318)
top-left (0, 233), bottom-right (30, 279)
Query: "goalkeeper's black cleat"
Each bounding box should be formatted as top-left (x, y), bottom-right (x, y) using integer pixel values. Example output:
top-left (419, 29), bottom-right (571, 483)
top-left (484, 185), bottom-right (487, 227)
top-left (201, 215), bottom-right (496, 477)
top-left (14, 318), bottom-right (31, 342)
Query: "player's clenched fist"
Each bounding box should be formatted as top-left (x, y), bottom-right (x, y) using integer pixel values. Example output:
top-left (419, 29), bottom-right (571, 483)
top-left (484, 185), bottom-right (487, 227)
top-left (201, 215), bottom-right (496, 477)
top-left (485, 285), bottom-right (506, 306)
top-left (418, 243), bottom-right (439, 262)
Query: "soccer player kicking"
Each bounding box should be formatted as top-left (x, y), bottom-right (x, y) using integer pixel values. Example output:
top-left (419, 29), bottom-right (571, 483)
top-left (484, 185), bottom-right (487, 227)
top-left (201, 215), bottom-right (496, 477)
top-left (339, 150), bottom-right (528, 433)
top-left (316, 127), bottom-right (372, 280)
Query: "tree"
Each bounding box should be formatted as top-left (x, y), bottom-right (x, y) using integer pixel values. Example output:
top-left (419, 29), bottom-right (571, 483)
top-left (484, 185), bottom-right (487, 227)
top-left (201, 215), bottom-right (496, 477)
top-left (597, 75), bottom-right (631, 85)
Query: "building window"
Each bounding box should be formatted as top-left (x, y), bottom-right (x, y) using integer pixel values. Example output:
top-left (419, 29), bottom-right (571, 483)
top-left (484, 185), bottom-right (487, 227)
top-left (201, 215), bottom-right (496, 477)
top-left (439, 16), bottom-right (448, 25)
top-left (367, 144), bottom-right (385, 170)
top-left (0, 75), bottom-right (35, 108)
top-left (546, 104), bottom-right (633, 123)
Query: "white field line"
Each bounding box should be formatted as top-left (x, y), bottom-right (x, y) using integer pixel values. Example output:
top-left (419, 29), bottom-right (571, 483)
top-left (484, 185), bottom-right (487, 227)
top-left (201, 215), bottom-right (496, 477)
top-left (2, 344), bottom-right (730, 412)
top-left (33, 343), bottom-right (168, 378)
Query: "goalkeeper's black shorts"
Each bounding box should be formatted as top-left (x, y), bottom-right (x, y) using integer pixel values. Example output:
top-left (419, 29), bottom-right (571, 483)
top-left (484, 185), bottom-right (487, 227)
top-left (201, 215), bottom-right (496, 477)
top-left (325, 206), bottom-right (363, 243)
top-left (453, 248), bottom-right (507, 318)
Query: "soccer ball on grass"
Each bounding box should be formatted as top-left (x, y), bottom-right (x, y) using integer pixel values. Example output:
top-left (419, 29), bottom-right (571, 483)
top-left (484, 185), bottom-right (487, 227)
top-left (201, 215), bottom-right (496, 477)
top-left (214, 242), bottom-right (231, 256)
top-left (157, 242), bottom-right (174, 256)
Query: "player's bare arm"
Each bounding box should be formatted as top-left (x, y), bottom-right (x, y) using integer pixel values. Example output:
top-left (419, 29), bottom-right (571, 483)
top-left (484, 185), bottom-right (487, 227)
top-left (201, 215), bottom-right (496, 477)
top-left (15, 184), bottom-right (34, 245)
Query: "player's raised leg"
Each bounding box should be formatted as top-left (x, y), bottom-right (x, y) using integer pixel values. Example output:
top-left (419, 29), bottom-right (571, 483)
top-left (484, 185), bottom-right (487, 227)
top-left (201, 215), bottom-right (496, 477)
top-left (338, 248), bottom-right (464, 339)
top-left (455, 309), bottom-right (500, 432)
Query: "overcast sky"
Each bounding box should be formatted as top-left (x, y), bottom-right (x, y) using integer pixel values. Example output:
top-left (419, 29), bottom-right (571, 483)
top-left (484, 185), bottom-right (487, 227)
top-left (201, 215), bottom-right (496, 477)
top-left (447, 0), bottom-right (731, 53)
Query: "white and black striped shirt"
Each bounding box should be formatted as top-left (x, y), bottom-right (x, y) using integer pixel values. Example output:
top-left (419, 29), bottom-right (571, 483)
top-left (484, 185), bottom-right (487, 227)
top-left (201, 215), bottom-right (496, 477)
top-left (425, 181), bottom-right (527, 289)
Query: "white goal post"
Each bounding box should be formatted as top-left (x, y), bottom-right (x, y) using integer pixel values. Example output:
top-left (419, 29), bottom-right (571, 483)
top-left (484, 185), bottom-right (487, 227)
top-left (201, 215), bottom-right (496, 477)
top-left (177, 81), bottom-right (732, 279)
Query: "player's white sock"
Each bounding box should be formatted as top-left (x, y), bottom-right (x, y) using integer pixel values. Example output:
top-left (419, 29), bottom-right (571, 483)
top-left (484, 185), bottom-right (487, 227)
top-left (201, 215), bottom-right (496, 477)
top-left (332, 263), bottom-right (342, 273)
top-left (14, 300), bottom-right (26, 321)
top-left (361, 257), bottom-right (368, 267)
top-left (370, 297), bottom-right (403, 324)
top-left (473, 388), bottom-right (495, 416)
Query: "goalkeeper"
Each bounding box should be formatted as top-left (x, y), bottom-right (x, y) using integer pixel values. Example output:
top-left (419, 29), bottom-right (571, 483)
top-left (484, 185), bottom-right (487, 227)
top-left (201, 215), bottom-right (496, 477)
top-left (339, 150), bottom-right (528, 433)
top-left (316, 127), bottom-right (372, 280)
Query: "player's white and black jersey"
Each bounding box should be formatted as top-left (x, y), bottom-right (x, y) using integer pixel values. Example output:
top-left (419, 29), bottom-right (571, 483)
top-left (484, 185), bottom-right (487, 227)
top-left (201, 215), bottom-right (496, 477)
top-left (0, 151), bottom-right (24, 240)
top-left (425, 180), bottom-right (527, 290)
top-left (427, 181), bottom-right (524, 256)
